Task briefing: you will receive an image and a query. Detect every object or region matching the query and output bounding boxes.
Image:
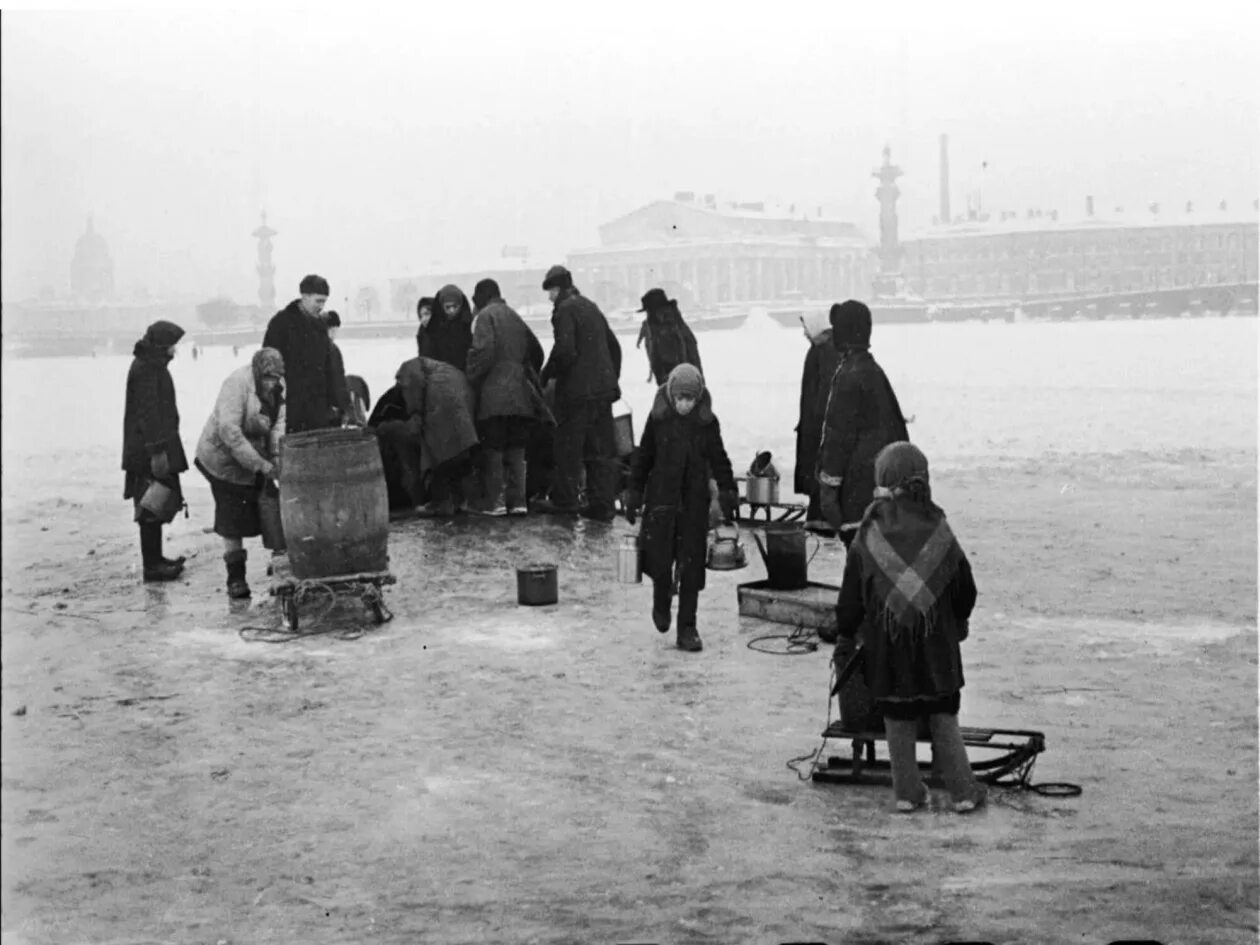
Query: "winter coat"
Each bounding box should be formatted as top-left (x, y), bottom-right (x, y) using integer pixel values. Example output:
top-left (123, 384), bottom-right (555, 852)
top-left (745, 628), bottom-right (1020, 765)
top-left (628, 387), bottom-right (736, 591)
top-left (416, 287), bottom-right (474, 370)
top-left (121, 339), bottom-right (187, 477)
top-left (367, 385), bottom-right (413, 510)
top-left (817, 349), bottom-right (909, 526)
top-left (195, 364), bottom-right (285, 487)
top-left (834, 536), bottom-right (977, 702)
top-left (395, 357), bottom-right (479, 468)
top-left (794, 328), bottom-right (842, 495)
top-left (640, 305), bottom-right (702, 385)
top-left (540, 287), bottom-right (622, 409)
top-left (328, 341), bottom-right (351, 419)
top-left (465, 298), bottom-right (546, 421)
top-left (262, 300), bottom-right (340, 434)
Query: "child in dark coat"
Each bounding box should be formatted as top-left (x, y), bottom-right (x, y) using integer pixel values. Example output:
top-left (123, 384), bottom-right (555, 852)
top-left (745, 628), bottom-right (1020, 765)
top-left (827, 441), bottom-right (986, 813)
top-left (624, 365), bottom-right (737, 652)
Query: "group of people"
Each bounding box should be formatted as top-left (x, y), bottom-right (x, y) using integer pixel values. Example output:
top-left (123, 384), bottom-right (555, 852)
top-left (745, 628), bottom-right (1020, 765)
top-left (120, 274), bottom-right (985, 812)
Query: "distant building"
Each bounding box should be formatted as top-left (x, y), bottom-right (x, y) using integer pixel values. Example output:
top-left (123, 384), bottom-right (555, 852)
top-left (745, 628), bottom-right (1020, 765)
top-left (389, 266), bottom-right (548, 317)
top-left (70, 216), bottom-right (115, 301)
top-left (901, 203), bottom-right (1259, 301)
top-left (565, 194), bottom-right (873, 311)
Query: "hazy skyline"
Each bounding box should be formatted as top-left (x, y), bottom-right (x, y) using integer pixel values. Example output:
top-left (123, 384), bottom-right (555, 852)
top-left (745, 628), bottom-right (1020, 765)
top-left (2, 2), bottom-right (1257, 306)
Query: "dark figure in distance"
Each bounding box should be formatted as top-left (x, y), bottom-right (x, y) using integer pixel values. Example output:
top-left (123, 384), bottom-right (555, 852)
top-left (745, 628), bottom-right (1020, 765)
top-left (635, 287), bottom-right (702, 385)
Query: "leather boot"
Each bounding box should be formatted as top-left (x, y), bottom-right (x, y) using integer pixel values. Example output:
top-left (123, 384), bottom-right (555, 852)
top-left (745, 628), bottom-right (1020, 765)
top-left (504, 447), bottom-right (528, 515)
top-left (224, 549), bottom-right (250, 599)
top-left (141, 524), bottom-right (182, 582)
top-left (474, 449), bottom-right (507, 516)
top-left (676, 623), bottom-right (703, 652)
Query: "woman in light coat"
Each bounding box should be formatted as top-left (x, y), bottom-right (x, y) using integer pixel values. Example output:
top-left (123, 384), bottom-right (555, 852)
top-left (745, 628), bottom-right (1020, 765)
top-left (195, 348), bottom-right (286, 599)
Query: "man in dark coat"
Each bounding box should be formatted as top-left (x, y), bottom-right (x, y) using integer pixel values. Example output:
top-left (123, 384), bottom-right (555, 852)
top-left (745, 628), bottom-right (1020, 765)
top-left (121, 320), bottom-right (188, 581)
top-left (465, 278), bottom-right (546, 516)
top-left (817, 299), bottom-right (910, 547)
top-left (624, 365), bottom-right (738, 652)
top-left (417, 284), bottom-right (473, 370)
top-left (262, 274), bottom-right (342, 434)
top-left (795, 311), bottom-right (842, 528)
top-left (536, 264), bottom-right (623, 521)
top-left (635, 287), bottom-right (702, 384)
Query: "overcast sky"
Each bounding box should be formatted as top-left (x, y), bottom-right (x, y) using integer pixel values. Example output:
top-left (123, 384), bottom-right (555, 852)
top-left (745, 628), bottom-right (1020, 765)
top-left (2, 1), bottom-right (1257, 306)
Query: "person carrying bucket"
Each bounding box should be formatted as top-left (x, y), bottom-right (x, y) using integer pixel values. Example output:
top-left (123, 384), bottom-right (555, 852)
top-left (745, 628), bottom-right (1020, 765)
top-left (827, 441), bottom-right (986, 814)
top-left (623, 365), bottom-right (738, 652)
top-left (121, 320), bottom-right (189, 582)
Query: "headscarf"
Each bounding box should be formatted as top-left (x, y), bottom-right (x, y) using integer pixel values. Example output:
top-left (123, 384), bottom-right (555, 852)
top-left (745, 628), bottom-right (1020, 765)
top-left (133, 320), bottom-right (184, 360)
top-left (416, 296), bottom-right (436, 320)
top-left (436, 284), bottom-right (469, 318)
top-left (251, 347), bottom-right (285, 421)
top-left (853, 441), bottom-right (964, 638)
top-left (801, 309), bottom-right (831, 343)
top-left (665, 363), bottom-right (704, 402)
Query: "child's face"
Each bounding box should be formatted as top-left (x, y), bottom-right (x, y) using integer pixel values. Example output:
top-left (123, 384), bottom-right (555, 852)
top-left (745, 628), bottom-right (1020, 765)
top-left (673, 395), bottom-right (696, 416)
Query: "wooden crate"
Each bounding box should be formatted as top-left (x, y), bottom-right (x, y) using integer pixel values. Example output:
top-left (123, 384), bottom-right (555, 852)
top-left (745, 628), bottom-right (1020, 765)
top-left (737, 579), bottom-right (839, 633)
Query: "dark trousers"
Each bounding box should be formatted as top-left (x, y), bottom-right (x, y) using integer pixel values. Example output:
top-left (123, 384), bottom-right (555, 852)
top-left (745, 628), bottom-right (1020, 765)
top-left (551, 399), bottom-right (617, 513)
top-left (478, 415), bottom-right (533, 451)
top-left (652, 571), bottom-right (701, 629)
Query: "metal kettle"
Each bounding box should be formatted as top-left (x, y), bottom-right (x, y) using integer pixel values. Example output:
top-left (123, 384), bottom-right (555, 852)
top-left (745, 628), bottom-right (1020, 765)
top-left (706, 523), bottom-right (748, 571)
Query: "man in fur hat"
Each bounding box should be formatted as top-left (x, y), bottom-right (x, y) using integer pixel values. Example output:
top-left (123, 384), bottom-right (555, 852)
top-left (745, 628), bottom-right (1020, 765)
top-left (816, 299), bottom-right (909, 546)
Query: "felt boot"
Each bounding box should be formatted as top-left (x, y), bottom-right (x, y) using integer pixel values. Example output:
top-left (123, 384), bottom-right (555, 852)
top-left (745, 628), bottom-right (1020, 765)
top-left (504, 447), bottom-right (528, 516)
top-left (224, 549), bottom-right (250, 599)
top-left (474, 449), bottom-right (508, 516)
top-left (675, 623), bottom-right (703, 652)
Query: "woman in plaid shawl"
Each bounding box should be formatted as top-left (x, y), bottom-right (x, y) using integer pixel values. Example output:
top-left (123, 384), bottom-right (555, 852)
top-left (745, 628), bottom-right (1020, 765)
top-left (833, 441), bottom-right (987, 814)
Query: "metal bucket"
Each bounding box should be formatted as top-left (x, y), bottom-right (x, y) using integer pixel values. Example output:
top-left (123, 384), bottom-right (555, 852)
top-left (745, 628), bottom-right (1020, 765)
top-left (617, 533), bottom-right (642, 584)
top-left (516, 563), bottom-right (558, 606)
top-left (746, 475), bottom-right (779, 505)
top-left (612, 403), bottom-right (635, 457)
top-left (752, 521), bottom-right (820, 590)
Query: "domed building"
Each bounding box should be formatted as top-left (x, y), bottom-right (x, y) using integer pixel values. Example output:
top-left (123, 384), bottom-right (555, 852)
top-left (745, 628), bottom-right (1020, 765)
top-left (70, 216), bottom-right (115, 301)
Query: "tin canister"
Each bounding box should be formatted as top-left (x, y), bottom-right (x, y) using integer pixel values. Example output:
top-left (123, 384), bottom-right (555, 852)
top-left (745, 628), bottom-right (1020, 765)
top-left (617, 533), bottom-right (642, 584)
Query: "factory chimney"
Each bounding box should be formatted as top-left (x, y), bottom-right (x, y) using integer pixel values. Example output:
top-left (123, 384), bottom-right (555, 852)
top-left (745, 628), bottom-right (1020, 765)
top-left (939, 134), bottom-right (951, 225)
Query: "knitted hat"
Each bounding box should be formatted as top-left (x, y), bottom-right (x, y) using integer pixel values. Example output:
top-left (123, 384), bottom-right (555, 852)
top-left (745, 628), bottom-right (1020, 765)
top-left (541, 264), bottom-right (573, 291)
top-left (142, 320), bottom-right (185, 348)
top-left (299, 274), bottom-right (330, 296)
top-left (829, 299), bottom-right (872, 349)
top-left (638, 288), bottom-right (671, 312)
top-left (252, 346), bottom-right (286, 380)
top-left (666, 363), bottom-right (704, 402)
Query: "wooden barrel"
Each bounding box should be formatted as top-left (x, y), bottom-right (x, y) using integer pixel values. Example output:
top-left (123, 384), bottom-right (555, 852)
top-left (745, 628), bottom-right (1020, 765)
top-left (278, 428), bottom-right (390, 580)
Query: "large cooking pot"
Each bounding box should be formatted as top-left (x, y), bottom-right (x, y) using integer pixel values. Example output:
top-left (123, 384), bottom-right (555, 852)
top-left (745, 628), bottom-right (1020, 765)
top-left (746, 475), bottom-right (779, 506)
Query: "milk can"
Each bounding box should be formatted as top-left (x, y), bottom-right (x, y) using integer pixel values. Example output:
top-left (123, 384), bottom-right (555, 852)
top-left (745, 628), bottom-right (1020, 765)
top-left (617, 533), bottom-right (643, 584)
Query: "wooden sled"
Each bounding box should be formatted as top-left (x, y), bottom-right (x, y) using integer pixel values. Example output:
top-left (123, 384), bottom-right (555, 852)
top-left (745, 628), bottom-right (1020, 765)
top-left (810, 643), bottom-right (1076, 795)
top-left (269, 556), bottom-right (396, 632)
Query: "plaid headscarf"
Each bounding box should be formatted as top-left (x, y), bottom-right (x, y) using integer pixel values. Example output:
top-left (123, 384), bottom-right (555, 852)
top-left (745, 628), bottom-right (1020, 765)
top-left (853, 442), bottom-right (965, 638)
